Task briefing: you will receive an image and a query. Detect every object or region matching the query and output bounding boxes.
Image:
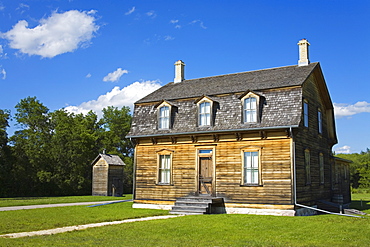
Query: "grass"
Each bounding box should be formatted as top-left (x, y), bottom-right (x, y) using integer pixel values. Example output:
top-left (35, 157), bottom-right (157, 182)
top-left (0, 194), bottom-right (368, 246)
top-left (0, 195), bottom-right (130, 207)
top-left (0, 201), bottom-right (168, 235)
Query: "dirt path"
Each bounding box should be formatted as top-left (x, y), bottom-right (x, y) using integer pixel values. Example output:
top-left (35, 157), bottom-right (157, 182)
top-left (0, 200), bottom-right (132, 211)
top-left (0, 215), bottom-right (182, 238)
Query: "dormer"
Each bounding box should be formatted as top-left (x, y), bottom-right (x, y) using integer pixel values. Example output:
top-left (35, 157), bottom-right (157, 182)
top-left (155, 100), bottom-right (174, 130)
top-left (194, 95), bottom-right (217, 127)
top-left (239, 91), bottom-right (262, 123)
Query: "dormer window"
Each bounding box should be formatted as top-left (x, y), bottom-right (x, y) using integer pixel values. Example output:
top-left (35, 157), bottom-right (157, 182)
top-left (199, 102), bottom-right (211, 126)
top-left (156, 100), bottom-right (173, 130)
top-left (195, 96), bottom-right (215, 127)
top-left (240, 91), bottom-right (261, 123)
top-left (159, 106), bottom-right (169, 129)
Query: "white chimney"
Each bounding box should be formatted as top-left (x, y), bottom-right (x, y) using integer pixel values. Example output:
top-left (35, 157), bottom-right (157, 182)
top-left (297, 39), bottom-right (310, 66)
top-left (174, 60), bottom-right (185, 83)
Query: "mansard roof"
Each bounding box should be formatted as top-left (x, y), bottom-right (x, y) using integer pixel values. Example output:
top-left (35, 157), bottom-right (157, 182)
top-left (136, 62), bottom-right (319, 104)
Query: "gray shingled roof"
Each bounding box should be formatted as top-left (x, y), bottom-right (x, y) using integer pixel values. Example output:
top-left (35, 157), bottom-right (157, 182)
top-left (127, 63), bottom-right (320, 138)
top-left (92, 154), bottom-right (125, 166)
top-left (137, 63), bottom-right (318, 103)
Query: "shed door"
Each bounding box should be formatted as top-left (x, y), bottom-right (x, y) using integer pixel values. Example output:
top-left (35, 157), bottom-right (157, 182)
top-left (199, 152), bottom-right (213, 195)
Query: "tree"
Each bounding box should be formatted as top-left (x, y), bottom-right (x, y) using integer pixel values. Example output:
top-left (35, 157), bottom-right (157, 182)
top-left (101, 106), bottom-right (133, 193)
top-left (0, 109), bottom-right (11, 196)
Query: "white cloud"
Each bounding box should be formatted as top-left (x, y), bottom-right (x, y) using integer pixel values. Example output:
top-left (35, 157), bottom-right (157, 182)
top-left (0, 45), bottom-right (3, 54)
top-left (0, 68), bottom-right (6, 79)
top-left (86, 73), bottom-right (92, 78)
top-left (65, 80), bottom-right (162, 116)
top-left (334, 101), bottom-right (370, 118)
top-left (103, 68), bottom-right (128, 82)
top-left (170, 20), bottom-right (178, 24)
top-left (164, 35), bottom-right (174, 41)
top-left (1, 10), bottom-right (99, 58)
top-left (146, 11), bottom-right (156, 18)
top-left (190, 20), bottom-right (207, 29)
top-left (125, 7), bottom-right (135, 15)
top-left (334, 145), bottom-right (351, 154)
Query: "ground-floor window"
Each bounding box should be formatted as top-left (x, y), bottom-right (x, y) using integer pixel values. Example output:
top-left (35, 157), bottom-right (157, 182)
top-left (242, 150), bottom-right (260, 185)
top-left (305, 149), bottom-right (311, 185)
top-left (319, 153), bottom-right (324, 184)
top-left (157, 151), bottom-right (172, 184)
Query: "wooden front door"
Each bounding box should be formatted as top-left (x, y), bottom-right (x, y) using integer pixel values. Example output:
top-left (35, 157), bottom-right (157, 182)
top-left (199, 153), bottom-right (213, 195)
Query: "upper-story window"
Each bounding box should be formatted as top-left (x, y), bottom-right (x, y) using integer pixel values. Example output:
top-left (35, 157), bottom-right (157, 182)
top-left (318, 109), bottom-right (323, 134)
top-left (195, 96), bottom-right (215, 127)
top-left (244, 97), bottom-right (257, 123)
top-left (240, 91), bottom-right (261, 124)
top-left (303, 100), bottom-right (309, 127)
top-left (156, 100), bottom-right (172, 130)
top-left (199, 102), bottom-right (211, 126)
top-left (159, 106), bottom-right (170, 129)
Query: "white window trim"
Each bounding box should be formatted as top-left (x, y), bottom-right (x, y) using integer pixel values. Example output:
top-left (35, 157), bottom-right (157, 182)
top-left (197, 97), bottom-right (213, 127)
top-left (157, 102), bottom-right (171, 130)
top-left (241, 146), bottom-right (262, 186)
top-left (241, 92), bottom-right (260, 124)
top-left (156, 149), bottom-right (174, 185)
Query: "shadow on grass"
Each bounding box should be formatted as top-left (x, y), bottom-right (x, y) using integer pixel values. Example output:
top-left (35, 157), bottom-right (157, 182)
top-left (350, 199), bottom-right (370, 211)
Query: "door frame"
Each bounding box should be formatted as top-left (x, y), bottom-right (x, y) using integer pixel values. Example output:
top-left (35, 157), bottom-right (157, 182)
top-left (195, 145), bottom-right (216, 196)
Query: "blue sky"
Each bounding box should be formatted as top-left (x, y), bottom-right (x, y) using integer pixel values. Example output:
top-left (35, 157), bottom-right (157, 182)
top-left (0, 0), bottom-right (369, 154)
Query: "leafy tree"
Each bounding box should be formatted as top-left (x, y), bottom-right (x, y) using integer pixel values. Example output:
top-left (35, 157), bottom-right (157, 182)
top-left (101, 106), bottom-right (133, 193)
top-left (10, 97), bottom-right (53, 196)
top-left (0, 109), bottom-right (11, 196)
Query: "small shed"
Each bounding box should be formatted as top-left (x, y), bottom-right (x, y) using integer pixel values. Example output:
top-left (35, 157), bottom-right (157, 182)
top-left (92, 153), bottom-right (125, 196)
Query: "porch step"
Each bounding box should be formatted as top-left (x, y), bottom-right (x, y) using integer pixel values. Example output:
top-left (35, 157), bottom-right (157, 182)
top-left (170, 196), bottom-right (224, 215)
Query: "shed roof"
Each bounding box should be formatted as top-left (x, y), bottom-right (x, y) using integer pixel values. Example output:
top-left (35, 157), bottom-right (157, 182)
top-left (136, 62), bottom-right (318, 104)
top-left (91, 154), bottom-right (126, 166)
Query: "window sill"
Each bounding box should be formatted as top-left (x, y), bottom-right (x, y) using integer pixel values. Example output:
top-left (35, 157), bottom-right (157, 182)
top-left (156, 183), bottom-right (174, 186)
top-left (240, 184), bottom-right (263, 187)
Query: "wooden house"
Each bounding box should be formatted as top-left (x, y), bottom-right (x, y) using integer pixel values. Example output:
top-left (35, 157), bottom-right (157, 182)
top-left (127, 39), bottom-right (350, 216)
top-left (92, 153), bottom-right (125, 196)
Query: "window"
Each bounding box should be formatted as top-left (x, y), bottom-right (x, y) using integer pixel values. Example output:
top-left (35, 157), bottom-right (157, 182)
top-left (159, 106), bottom-right (170, 129)
top-left (199, 101), bottom-right (211, 126)
top-left (319, 153), bottom-right (324, 184)
top-left (318, 109), bottom-right (323, 134)
top-left (303, 100), bottom-right (309, 127)
top-left (243, 151), bottom-right (259, 185)
top-left (158, 154), bottom-right (171, 184)
top-left (244, 97), bottom-right (257, 123)
top-left (304, 149), bottom-right (311, 185)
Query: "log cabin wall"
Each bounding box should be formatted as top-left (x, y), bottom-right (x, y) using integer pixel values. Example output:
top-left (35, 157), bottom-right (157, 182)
top-left (134, 130), bottom-right (293, 206)
top-left (92, 159), bottom-right (109, 196)
top-left (294, 73), bottom-right (334, 205)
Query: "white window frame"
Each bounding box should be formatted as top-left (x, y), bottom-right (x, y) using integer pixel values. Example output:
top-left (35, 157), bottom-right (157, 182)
top-left (157, 102), bottom-right (171, 130)
top-left (241, 147), bottom-right (262, 185)
top-left (157, 150), bottom-right (173, 185)
top-left (241, 92), bottom-right (260, 123)
top-left (197, 98), bottom-right (213, 127)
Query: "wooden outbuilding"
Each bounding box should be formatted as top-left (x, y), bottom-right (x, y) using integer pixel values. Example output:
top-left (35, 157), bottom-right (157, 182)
top-left (92, 153), bottom-right (125, 196)
top-left (127, 39), bottom-right (351, 216)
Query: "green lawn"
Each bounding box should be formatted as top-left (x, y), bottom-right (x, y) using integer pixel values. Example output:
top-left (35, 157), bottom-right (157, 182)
top-left (0, 194), bottom-right (368, 246)
top-left (0, 195), bottom-right (130, 207)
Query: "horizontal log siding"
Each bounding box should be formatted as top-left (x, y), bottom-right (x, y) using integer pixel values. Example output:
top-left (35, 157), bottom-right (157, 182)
top-left (135, 134), bottom-right (293, 205)
top-left (294, 74), bottom-right (333, 205)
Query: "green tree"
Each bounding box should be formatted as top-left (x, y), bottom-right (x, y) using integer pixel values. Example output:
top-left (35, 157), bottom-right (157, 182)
top-left (101, 106), bottom-right (133, 193)
top-left (10, 97), bottom-right (53, 196)
top-left (0, 109), bottom-right (11, 196)
top-left (49, 109), bottom-right (102, 195)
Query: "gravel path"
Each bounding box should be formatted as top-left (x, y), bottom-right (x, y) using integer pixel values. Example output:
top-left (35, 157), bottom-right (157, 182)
top-left (0, 200), bottom-right (132, 211)
top-left (0, 215), bottom-right (182, 238)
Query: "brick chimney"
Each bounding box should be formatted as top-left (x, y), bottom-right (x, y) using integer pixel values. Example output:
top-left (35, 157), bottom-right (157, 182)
top-left (298, 39), bottom-right (310, 66)
top-left (174, 60), bottom-right (185, 83)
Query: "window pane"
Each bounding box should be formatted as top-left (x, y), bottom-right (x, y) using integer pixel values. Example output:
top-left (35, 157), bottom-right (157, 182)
top-left (244, 151), bottom-right (259, 184)
top-left (199, 102), bottom-right (211, 126)
top-left (244, 97), bottom-right (257, 123)
top-left (304, 102), bottom-right (309, 127)
top-left (159, 155), bottom-right (171, 184)
top-left (159, 106), bottom-right (169, 129)
top-left (318, 110), bottom-right (322, 134)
